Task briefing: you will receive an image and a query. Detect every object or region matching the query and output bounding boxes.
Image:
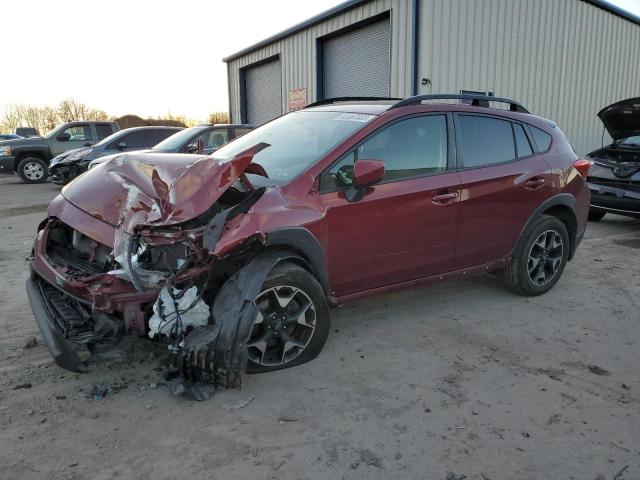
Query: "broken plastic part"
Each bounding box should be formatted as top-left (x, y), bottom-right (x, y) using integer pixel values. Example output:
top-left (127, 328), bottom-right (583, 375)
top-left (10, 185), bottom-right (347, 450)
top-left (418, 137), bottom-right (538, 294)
top-left (170, 250), bottom-right (307, 389)
top-left (148, 286), bottom-right (210, 339)
top-left (108, 229), bottom-right (170, 291)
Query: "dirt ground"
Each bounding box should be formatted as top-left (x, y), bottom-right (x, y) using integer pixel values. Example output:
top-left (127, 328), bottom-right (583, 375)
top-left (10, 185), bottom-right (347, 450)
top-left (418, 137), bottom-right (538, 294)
top-left (0, 174), bottom-right (638, 480)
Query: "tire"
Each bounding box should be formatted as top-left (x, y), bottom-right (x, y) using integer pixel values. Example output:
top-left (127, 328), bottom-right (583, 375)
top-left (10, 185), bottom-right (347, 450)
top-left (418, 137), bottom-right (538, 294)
top-left (246, 262), bottom-right (330, 373)
top-left (503, 214), bottom-right (570, 296)
top-left (588, 210), bottom-right (606, 222)
top-left (17, 157), bottom-right (48, 183)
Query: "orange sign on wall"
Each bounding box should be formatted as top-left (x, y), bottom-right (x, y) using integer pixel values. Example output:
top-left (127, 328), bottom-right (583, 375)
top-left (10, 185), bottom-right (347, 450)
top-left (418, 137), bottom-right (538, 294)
top-left (288, 88), bottom-right (308, 111)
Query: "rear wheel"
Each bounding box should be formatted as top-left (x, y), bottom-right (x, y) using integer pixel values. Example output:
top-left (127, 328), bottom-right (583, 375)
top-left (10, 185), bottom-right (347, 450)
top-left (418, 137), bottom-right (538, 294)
top-left (588, 210), bottom-right (606, 222)
top-left (504, 215), bottom-right (570, 296)
top-left (246, 262), bottom-right (330, 373)
top-left (17, 157), bottom-right (48, 183)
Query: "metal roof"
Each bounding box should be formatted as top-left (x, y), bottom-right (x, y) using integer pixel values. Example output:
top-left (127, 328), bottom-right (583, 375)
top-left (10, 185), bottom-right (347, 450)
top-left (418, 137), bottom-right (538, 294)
top-left (223, 0), bottom-right (640, 62)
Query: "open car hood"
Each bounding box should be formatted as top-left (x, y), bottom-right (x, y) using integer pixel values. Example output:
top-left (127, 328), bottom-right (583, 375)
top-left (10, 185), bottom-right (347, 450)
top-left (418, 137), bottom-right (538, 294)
top-left (61, 144), bottom-right (268, 234)
top-left (598, 97), bottom-right (640, 140)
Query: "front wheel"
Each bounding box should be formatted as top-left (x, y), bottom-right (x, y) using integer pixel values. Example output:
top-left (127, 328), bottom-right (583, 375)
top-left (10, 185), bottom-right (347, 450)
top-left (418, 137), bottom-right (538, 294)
top-left (17, 157), bottom-right (48, 183)
top-left (246, 262), bottom-right (330, 373)
top-left (503, 215), bottom-right (570, 296)
top-left (588, 210), bottom-right (606, 222)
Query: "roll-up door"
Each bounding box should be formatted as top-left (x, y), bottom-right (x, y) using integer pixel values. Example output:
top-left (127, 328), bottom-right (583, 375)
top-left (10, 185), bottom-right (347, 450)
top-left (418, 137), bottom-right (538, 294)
top-left (244, 59), bottom-right (282, 125)
top-left (323, 18), bottom-right (391, 98)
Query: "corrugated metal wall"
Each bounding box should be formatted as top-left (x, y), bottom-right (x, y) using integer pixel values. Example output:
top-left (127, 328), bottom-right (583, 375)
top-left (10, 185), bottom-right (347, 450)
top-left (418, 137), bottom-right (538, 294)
top-left (418, 0), bottom-right (640, 155)
top-left (226, 0), bottom-right (414, 123)
top-left (226, 0), bottom-right (639, 155)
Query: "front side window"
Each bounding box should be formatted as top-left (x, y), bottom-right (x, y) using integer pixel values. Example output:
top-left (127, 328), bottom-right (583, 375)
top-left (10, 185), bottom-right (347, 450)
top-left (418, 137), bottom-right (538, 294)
top-left (321, 115), bottom-right (448, 191)
top-left (62, 125), bottom-right (91, 141)
top-left (457, 115), bottom-right (515, 167)
top-left (199, 129), bottom-right (229, 149)
top-left (211, 111), bottom-right (374, 184)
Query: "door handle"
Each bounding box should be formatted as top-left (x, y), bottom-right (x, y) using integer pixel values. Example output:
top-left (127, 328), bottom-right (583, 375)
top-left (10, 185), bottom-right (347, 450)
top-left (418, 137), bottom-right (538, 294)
top-left (432, 191), bottom-right (458, 204)
top-left (525, 177), bottom-right (545, 189)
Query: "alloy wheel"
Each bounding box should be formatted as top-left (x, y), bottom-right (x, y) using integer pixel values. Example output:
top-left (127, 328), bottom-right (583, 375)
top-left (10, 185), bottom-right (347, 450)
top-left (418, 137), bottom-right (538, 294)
top-left (527, 229), bottom-right (564, 286)
top-left (23, 162), bottom-right (45, 181)
top-left (248, 285), bottom-right (316, 366)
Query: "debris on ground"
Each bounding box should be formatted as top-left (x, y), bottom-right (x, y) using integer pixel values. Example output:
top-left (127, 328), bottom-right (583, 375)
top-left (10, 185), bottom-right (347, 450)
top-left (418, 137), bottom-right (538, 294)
top-left (358, 448), bottom-right (383, 468)
top-left (166, 378), bottom-right (215, 401)
top-left (446, 473), bottom-right (467, 480)
top-left (24, 336), bottom-right (38, 349)
top-left (13, 383), bottom-right (32, 390)
top-left (85, 381), bottom-right (127, 400)
top-left (226, 395), bottom-right (255, 411)
top-left (613, 465), bottom-right (629, 480)
top-left (587, 365), bottom-right (610, 376)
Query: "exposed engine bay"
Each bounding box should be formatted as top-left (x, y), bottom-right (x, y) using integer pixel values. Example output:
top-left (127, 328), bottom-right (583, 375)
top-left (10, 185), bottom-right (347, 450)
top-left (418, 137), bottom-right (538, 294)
top-left (26, 143), bottom-right (302, 400)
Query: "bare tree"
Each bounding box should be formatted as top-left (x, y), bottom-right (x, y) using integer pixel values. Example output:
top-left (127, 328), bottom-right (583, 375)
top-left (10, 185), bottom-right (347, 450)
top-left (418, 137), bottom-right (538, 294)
top-left (207, 112), bottom-right (230, 124)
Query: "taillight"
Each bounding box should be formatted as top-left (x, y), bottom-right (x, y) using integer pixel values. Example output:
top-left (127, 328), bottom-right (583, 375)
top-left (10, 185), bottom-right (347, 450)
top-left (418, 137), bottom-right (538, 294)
top-left (572, 158), bottom-right (590, 178)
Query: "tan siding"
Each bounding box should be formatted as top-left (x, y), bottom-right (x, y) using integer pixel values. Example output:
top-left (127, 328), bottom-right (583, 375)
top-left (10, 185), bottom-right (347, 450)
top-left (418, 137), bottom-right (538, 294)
top-left (418, 0), bottom-right (640, 155)
top-left (226, 0), bottom-right (414, 123)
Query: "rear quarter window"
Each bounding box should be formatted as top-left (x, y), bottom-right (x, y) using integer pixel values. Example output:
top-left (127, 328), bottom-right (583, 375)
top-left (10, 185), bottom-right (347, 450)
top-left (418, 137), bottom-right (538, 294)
top-left (530, 126), bottom-right (552, 152)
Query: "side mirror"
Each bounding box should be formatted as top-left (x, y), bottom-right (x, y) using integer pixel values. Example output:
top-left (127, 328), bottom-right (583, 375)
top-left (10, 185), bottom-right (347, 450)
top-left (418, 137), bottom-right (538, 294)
top-left (117, 141), bottom-right (127, 151)
top-left (346, 159), bottom-right (385, 202)
top-left (57, 132), bottom-right (71, 142)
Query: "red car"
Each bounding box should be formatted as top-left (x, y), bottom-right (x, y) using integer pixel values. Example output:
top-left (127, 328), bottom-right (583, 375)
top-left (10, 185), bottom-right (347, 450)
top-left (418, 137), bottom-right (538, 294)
top-left (27, 95), bottom-right (590, 386)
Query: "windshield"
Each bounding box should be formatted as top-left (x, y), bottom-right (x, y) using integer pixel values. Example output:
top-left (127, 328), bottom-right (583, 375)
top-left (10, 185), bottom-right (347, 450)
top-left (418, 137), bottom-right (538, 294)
top-left (618, 135), bottom-right (640, 147)
top-left (152, 127), bottom-right (201, 152)
top-left (211, 111), bottom-right (375, 183)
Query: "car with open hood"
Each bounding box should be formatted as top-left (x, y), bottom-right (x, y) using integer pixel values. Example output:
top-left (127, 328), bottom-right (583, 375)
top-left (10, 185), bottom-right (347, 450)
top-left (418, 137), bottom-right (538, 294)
top-left (26, 94), bottom-right (590, 391)
top-left (49, 126), bottom-right (183, 184)
top-left (586, 97), bottom-right (640, 220)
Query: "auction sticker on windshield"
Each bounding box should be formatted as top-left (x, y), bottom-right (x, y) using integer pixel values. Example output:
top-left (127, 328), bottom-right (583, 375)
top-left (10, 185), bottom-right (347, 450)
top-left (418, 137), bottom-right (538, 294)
top-left (335, 113), bottom-right (376, 122)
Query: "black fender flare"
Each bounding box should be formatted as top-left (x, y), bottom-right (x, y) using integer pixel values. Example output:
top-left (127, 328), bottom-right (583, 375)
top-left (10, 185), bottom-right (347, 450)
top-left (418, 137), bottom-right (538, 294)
top-left (264, 227), bottom-right (331, 295)
top-left (514, 193), bottom-right (579, 259)
top-left (13, 147), bottom-right (52, 170)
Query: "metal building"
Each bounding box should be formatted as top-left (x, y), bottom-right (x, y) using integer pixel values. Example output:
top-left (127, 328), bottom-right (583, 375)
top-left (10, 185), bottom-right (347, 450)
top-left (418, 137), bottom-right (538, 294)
top-left (224, 0), bottom-right (640, 155)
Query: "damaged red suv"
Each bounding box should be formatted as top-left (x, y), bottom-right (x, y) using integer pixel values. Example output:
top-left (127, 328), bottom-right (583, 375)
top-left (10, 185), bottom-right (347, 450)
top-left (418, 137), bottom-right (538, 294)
top-left (27, 94), bottom-right (590, 387)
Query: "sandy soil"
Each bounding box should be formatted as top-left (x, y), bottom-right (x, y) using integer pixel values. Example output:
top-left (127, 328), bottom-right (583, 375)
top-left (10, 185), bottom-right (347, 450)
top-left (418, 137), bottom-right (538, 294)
top-left (0, 174), bottom-right (638, 480)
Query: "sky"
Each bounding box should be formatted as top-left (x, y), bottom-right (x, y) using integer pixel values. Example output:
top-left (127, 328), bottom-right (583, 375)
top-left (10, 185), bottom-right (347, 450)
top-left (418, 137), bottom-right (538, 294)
top-left (2, 0), bottom-right (640, 121)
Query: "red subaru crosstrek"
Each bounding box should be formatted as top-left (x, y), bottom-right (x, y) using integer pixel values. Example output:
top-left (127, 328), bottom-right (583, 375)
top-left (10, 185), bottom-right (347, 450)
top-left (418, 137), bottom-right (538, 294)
top-left (27, 95), bottom-right (590, 386)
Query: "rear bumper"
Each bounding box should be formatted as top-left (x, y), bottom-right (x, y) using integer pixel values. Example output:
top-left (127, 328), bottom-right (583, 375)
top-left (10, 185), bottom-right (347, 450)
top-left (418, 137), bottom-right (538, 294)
top-left (26, 270), bottom-right (88, 373)
top-left (587, 181), bottom-right (640, 217)
top-left (0, 155), bottom-right (15, 173)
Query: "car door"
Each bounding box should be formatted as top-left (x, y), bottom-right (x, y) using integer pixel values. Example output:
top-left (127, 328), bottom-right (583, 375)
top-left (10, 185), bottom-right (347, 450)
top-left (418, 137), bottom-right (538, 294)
top-left (452, 113), bottom-right (554, 269)
top-left (319, 114), bottom-right (461, 297)
top-left (52, 124), bottom-right (93, 155)
top-left (104, 129), bottom-right (159, 155)
top-left (199, 129), bottom-right (230, 154)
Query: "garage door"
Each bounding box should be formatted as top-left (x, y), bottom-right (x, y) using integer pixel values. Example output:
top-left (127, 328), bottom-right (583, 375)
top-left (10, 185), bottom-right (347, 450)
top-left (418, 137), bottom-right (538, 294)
top-left (323, 18), bottom-right (391, 98)
top-left (244, 59), bottom-right (282, 125)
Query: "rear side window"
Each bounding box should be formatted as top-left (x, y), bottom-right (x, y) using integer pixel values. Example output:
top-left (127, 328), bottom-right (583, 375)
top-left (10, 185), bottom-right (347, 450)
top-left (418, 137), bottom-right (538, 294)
top-left (108, 130), bottom-right (157, 149)
top-left (155, 129), bottom-right (178, 143)
top-left (457, 115), bottom-right (515, 167)
top-left (95, 124), bottom-right (114, 140)
top-left (513, 124), bottom-right (533, 158)
top-left (530, 126), bottom-right (552, 152)
top-left (234, 128), bottom-right (253, 138)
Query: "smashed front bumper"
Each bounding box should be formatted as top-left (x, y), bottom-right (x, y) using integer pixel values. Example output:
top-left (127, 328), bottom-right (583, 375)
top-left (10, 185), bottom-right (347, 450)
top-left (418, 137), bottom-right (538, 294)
top-left (587, 180), bottom-right (640, 216)
top-left (26, 270), bottom-right (90, 372)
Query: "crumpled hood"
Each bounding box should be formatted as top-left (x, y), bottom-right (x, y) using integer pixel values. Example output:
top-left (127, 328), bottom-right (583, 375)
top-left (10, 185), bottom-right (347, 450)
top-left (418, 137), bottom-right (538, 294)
top-left (61, 143), bottom-right (268, 233)
top-left (598, 97), bottom-right (640, 140)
